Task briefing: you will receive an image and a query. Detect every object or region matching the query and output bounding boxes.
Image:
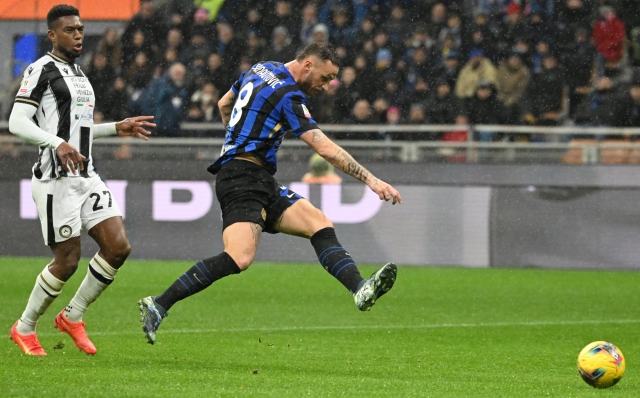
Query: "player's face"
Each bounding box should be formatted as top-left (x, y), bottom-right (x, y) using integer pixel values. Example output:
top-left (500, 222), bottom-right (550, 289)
top-left (300, 58), bottom-right (339, 96)
top-left (49, 16), bottom-right (84, 61)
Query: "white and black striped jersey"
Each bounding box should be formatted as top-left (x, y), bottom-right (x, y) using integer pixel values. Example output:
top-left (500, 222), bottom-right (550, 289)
top-left (15, 52), bottom-right (97, 180)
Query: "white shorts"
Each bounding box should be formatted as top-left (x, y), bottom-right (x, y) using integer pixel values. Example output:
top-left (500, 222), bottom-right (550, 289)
top-left (31, 175), bottom-right (122, 245)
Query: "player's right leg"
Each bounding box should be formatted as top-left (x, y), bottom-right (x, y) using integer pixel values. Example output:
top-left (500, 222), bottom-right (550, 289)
top-left (11, 177), bottom-right (83, 356)
top-left (12, 238), bottom-right (81, 356)
top-left (138, 222), bottom-right (257, 344)
top-left (138, 160), bottom-right (270, 344)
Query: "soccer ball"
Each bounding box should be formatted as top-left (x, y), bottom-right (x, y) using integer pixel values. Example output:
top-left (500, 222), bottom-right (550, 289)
top-left (577, 341), bottom-right (625, 388)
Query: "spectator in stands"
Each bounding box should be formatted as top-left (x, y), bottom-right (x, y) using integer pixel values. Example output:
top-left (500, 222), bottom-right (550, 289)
top-left (348, 99), bottom-right (375, 125)
top-left (555, 0), bottom-right (593, 50)
top-left (152, 63), bottom-right (189, 137)
top-left (435, 51), bottom-right (461, 89)
top-left (179, 34), bottom-right (211, 66)
top-left (122, 30), bottom-right (154, 69)
top-left (354, 17), bottom-right (376, 51)
top-left (165, 29), bottom-right (184, 56)
top-left (402, 46), bottom-right (433, 90)
top-left (335, 66), bottom-right (361, 122)
top-left (562, 28), bottom-right (596, 117)
top-left (121, 0), bottom-right (163, 57)
top-left (126, 52), bottom-right (154, 90)
top-left (301, 153), bottom-right (342, 184)
top-left (266, 1), bottom-right (300, 46)
top-left (214, 23), bottom-right (243, 74)
top-left (383, 4), bottom-right (411, 48)
top-left (97, 28), bottom-right (121, 70)
top-left (329, 7), bottom-right (356, 49)
top-left (309, 78), bottom-right (340, 123)
top-left (424, 77), bottom-right (466, 125)
top-left (496, 52), bottom-right (531, 124)
top-left (427, 3), bottom-right (447, 40)
top-left (574, 76), bottom-right (621, 126)
top-left (498, 2), bottom-right (527, 58)
top-left (438, 12), bottom-right (463, 52)
top-left (189, 82), bottom-right (220, 124)
top-left (102, 77), bottom-right (130, 122)
top-left (204, 53), bottom-right (228, 91)
top-left (466, 27), bottom-right (497, 64)
top-left (530, 40), bottom-right (552, 74)
top-left (522, 52), bottom-right (566, 126)
top-left (263, 26), bottom-right (297, 63)
top-left (406, 77), bottom-right (431, 108)
top-left (523, 11), bottom-right (556, 48)
top-left (88, 53), bottom-right (115, 105)
top-left (188, 8), bottom-right (215, 42)
top-left (609, 71), bottom-right (640, 127)
top-left (310, 23), bottom-right (331, 47)
top-left (244, 32), bottom-right (266, 64)
top-left (465, 81), bottom-right (508, 140)
top-left (376, 72), bottom-right (407, 111)
top-left (455, 49), bottom-right (497, 99)
top-left (592, 6), bottom-right (626, 64)
top-left (373, 48), bottom-right (394, 87)
top-left (300, 4), bottom-right (318, 46)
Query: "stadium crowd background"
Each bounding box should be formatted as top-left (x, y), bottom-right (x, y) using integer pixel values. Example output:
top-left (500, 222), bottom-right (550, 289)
top-left (54, 0), bottom-right (640, 139)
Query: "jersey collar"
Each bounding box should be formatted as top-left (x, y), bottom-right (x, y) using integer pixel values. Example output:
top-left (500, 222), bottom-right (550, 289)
top-left (48, 52), bottom-right (73, 64)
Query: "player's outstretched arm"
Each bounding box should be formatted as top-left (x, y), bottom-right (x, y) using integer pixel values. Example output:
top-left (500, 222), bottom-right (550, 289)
top-left (92, 116), bottom-right (155, 140)
top-left (218, 90), bottom-right (237, 127)
top-left (300, 129), bottom-right (402, 204)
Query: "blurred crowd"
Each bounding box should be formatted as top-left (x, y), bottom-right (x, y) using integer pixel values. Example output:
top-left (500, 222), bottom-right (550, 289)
top-left (78, 0), bottom-right (640, 140)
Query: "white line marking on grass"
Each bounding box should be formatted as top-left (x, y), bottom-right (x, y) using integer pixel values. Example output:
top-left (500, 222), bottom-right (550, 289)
top-left (37, 318), bottom-right (640, 337)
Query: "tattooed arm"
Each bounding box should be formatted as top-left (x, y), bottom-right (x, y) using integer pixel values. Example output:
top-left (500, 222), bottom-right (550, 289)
top-left (299, 129), bottom-right (402, 204)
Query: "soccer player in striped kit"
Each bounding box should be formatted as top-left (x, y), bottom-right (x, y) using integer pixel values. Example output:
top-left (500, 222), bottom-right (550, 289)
top-left (8, 5), bottom-right (154, 356)
top-left (138, 42), bottom-right (402, 345)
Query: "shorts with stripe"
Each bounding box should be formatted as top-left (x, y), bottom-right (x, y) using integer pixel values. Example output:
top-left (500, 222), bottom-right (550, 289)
top-left (215, 159), bottom-right (304, 234)
top-left (31, 174), bottom-right (122, 245)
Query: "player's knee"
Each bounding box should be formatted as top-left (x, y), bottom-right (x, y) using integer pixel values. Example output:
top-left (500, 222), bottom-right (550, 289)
top-left (103, 236), bottom-right (131, 266)
top-left (233, 255), bottom-right (254, 271)
top-left (313, 208), bottom-right (333, 230)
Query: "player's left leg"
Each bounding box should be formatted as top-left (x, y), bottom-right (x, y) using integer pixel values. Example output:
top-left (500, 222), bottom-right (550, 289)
top-left (272, 198), bottom-right (397, 311)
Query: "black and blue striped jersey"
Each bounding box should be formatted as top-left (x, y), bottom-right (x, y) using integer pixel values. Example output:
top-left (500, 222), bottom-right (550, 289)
top-left (208, 61), bottom-right (318, 175)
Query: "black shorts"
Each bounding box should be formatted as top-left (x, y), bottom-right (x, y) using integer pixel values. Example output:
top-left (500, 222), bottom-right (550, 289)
top-left (215, 159), bottom-right (304, 234)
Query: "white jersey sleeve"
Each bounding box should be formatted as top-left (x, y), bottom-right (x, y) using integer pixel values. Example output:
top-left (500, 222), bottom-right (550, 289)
top-left (9, 102), bottom-right (64, 149)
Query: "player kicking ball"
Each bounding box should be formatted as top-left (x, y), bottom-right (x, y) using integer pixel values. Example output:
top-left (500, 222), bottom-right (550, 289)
top-left (8, 5), bottom-right (154, 356)
top-left (139, 42), bottom-right (401, 344)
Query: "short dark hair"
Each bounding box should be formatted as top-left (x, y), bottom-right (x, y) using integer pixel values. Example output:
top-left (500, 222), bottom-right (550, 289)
top-left (47, 4), bottom-right (80, 29)
top-left (296, 42), bottom-right (340, 67)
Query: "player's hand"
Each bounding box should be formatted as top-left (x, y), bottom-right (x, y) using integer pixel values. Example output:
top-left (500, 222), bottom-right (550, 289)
top-left (115, 116), bottom-right (155, 140)
top-left (368, 178), bottom-right (402, 205)
top-left (56, 142), bottom-right (85, 175)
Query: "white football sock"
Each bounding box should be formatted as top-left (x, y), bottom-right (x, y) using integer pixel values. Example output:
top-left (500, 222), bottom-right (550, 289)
top-left (17, 263), bottom-right (65, 335)
top-left (64, 254), bottom-right (118, 322)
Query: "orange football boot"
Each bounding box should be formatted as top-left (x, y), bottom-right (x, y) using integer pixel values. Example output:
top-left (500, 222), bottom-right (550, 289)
top-left (54, 311), bottom-right (97, 355)
top-left (10, 321), bottom-right (47, 356)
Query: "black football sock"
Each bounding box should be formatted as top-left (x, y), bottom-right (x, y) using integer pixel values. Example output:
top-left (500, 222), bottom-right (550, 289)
top-left (310, 227), bottom-right (364, 294)
top-left (155, 252), bottom-right (241, 311)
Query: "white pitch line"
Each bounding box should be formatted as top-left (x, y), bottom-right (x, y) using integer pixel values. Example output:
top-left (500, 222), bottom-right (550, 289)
top-left (37, 318), bottom-right (640, 338)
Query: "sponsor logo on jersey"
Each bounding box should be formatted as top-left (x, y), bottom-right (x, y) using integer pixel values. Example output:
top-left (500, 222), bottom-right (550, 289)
top-left (28, 67), bottom-right (33, 74)
top-left (19, 88), bottom-right (27, 93)
top-left (75, 112), bottom-right (93, 121)
top-left (261, 208), bottom-right (267, 221)
top-left (301, 104), bottom-right (312, 118)
top-left (62, 68), bottom-right (69, 75)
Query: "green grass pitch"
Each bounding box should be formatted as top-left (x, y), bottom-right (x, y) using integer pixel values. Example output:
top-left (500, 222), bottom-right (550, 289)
top-left (1, 257), bottom-right (639, 397)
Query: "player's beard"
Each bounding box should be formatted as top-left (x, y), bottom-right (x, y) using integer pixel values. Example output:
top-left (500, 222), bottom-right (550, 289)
top-left (58, 45), bottom-right (81, 62)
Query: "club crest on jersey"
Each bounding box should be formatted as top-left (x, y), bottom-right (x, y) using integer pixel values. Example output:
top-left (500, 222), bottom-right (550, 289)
top-left (59, 225), bottom-right (72, 238)
top-left (301, 104), bottom-right (312, 118)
